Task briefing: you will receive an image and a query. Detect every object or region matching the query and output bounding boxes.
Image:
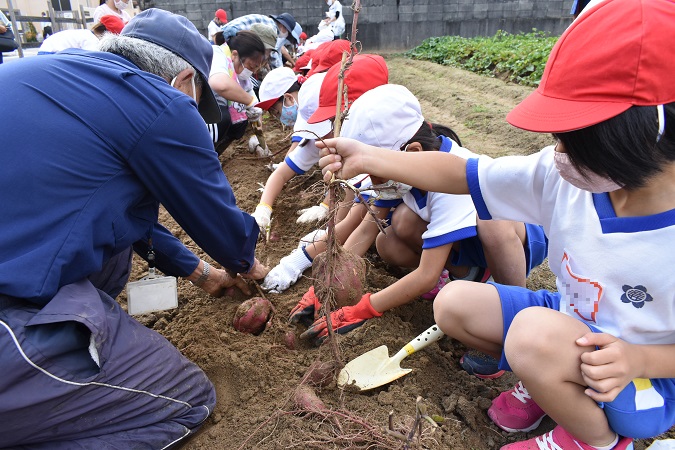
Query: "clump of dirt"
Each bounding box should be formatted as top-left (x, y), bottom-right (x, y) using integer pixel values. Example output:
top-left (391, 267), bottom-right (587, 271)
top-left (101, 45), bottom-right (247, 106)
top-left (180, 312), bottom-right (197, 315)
top-left (119, 55), bottom-right (667, 449)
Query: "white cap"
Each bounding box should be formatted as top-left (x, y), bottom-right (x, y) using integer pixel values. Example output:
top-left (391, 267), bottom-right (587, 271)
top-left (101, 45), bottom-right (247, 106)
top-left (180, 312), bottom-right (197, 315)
top-left (256, 67), bottom-right (298, 110)
top-left (293, 72), bottom-right (333, 139)
top-left (340, 84), bottom-right (424, 150)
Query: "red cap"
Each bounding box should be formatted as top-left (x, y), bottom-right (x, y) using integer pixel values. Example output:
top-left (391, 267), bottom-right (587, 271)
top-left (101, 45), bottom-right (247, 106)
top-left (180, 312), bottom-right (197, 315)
top-left (507, 0), bottom-right (675, 133)
top-left (299, 31), bottom-right (307, 40)
top-left (308, 54), bottom-right (389, 124)
top-left (215, 9), bottom-right (228, 23)
top-left (294, 50), bottom-right (313, 73)
top-left (99, 15), bottom-right (124, 34)
top-left (306, 39), bottom-right (351, 77)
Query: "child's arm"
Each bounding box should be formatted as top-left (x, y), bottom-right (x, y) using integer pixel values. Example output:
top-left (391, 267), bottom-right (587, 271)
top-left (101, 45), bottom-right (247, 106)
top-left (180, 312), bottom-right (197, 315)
top-left (343, 205), bottom-right (391, 256)
top-left (251, 162), bottom-right (296, 235)
top-left (300, 244), bottom-right (452, 344)
top-left (262, 200), bottom-right (368, 293)
top-left (259, 162), bottom-right (296, 207)
top-left (370, 245), bottom-right (452, 313)
top-left (318, 138), bottom-right (469, 196)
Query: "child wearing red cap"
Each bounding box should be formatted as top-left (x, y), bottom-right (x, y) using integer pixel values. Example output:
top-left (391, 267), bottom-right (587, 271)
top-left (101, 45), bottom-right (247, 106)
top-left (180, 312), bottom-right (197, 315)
top-left (207, 8), bottom-right (228, 43)
top-left (318, 0), bottom-right (675, 448)
top-left (37, 15), bottom-right (124, 54)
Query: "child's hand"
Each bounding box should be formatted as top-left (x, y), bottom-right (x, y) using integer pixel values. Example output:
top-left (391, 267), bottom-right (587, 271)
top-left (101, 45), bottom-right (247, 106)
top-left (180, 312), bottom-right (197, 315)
top-left (289, 286), bottom-right (322, 326)
top-left (576, 332), bottom-right (643, 403)
top-left (300, 293), bottom-right (382, 345)
top-left (317, 137), bottom-right (368, 183)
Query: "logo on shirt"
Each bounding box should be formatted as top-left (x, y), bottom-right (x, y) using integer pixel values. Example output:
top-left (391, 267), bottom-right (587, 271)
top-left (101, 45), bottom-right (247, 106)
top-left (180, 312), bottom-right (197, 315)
top-left (621, 285), bottom-right (653, 309)
top-left (560, 252), bottom-right (603, 323)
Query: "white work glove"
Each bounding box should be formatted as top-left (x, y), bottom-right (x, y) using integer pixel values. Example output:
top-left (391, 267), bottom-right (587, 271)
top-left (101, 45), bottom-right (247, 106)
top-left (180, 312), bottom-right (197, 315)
top-left (252, 203), bottom-right (272, 237)
top-left (248, 135), bottom-right (271, 157)
top-left (297, 228), bottom-right (327, 250)
top-left (261, 248), bottom-right (313, 293)
top-left (296, 203), bottom-right (329, 223)
top-left (246, 106), bottom-right (263, 121)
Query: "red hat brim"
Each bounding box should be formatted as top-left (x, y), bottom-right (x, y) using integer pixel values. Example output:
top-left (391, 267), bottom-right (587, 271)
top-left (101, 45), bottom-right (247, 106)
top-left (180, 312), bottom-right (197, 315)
top-left (307, 105), bottom-right (336, 124)
top-left (256, 97), bottom-right (281, 111)
top-left (507, 89), bottom-right (632, 133)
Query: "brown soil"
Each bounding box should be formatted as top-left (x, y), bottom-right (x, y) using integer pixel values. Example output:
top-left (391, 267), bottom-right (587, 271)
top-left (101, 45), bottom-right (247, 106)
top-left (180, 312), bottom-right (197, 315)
top-left (120, 55), bottom-right (671, 449)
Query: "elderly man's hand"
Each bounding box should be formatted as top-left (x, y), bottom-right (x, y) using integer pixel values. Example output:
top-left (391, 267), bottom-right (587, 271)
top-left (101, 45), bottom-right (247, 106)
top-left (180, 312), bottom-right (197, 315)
top-left (199, 266), bottom-right (251, 297)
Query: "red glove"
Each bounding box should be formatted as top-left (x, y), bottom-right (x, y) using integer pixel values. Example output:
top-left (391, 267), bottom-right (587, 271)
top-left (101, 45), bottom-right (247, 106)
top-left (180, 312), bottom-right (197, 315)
top-left (288, 286), bottom-right (322, 326)
top-left (300, 293), bottom-right (382, 345)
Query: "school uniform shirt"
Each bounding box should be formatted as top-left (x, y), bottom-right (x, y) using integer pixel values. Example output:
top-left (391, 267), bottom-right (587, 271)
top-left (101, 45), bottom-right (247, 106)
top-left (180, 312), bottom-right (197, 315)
top-left (402, 136), bottom-right (478, 249)
top-left (0, 49), bottom-right (258, 305)
top-left (210, 43), bottom-right (248, 125)
top-left (92, 3), bottom-right (131, 24)
top-left (38, 29), bottom-right (99, 53)
top-left (467, 145), bottom-right (675, 346)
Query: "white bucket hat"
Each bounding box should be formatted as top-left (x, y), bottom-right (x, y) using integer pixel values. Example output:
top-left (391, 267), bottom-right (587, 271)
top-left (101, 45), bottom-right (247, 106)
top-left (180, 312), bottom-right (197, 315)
top-left (340, 84), bottom-right (424, 149)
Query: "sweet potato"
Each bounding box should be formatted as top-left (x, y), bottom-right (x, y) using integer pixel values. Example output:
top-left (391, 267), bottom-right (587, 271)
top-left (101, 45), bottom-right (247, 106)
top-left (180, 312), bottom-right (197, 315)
top-left (294, 385), bottom-right (328, 413)
top-left (232, 297), bottom-right (272, 335)
top-left (304, 360), bottom-right (339, 387)
top-left (312, 247), bottom-right (366, 308)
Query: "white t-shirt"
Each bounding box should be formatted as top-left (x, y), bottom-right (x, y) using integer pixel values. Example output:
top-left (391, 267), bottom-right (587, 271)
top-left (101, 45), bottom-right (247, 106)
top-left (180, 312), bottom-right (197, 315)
top-left (38, 29), bottom-right (99, 53)
top-left (468, 145), bottom-right (675, 345)
top-left (92, 3), bottom-right (131, 24)
top-left (207, 20), bottom-right (220, 42)
top-left (327, 0), bottom-right (345, 35)
top-left (402, 137), bottom-right (478, 248)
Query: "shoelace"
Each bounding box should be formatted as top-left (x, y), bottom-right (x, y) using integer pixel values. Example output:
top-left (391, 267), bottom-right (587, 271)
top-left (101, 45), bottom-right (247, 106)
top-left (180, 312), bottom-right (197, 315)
top-left (511, 381), bottom-right (533, 404)
top-left (535, 430), bottom-right (564, 450)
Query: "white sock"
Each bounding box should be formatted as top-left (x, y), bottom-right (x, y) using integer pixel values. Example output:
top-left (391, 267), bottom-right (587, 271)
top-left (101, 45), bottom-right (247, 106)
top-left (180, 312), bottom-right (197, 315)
top-left (591, 434), bottom-right (619, 450)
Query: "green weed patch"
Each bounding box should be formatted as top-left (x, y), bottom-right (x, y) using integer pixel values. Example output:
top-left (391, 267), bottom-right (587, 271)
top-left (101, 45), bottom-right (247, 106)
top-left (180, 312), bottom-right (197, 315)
top-left (405, 30), bottom-right (558, 87)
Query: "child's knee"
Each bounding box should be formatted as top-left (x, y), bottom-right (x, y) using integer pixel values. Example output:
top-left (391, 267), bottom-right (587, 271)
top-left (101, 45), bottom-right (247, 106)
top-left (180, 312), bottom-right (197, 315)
top-left (433, 281), bottom-right (472, 331)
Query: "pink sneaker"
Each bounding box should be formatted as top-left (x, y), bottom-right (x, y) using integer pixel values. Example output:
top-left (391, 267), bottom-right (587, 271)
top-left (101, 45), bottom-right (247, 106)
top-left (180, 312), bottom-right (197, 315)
top-left (500, 425), bottom-right (634, 450)
top-left (421, 269), bottom-right (450, 300)
top-left (488, 381), bottom-right (546, 433)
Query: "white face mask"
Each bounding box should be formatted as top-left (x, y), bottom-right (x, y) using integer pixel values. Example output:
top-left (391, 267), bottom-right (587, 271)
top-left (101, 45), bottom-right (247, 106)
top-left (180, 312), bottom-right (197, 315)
top-left (278, 29), bottom-right (288, 39)
top-left (170, 74), bottom-right (197, 103)
top-left (553, 150), bottom-right (622, 193)
top-left (114, 0), bottom-right (128, 10)
top-left (237, 67), bottom-right (253, 82)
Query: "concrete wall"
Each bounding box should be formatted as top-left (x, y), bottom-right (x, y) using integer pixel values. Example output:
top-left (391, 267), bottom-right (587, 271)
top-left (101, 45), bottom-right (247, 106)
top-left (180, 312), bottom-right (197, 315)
top-left (150, 0), bottom-right (574, 50)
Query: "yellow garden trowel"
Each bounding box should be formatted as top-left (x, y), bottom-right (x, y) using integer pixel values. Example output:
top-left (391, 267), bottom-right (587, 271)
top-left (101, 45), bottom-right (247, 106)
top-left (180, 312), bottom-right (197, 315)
top-left (337, 324), bottom-right (445, 391)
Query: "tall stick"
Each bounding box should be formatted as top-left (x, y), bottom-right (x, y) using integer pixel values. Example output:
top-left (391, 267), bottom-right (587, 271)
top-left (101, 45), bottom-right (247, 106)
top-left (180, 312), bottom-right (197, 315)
top-left (321, 0), bottom-right (362, 364)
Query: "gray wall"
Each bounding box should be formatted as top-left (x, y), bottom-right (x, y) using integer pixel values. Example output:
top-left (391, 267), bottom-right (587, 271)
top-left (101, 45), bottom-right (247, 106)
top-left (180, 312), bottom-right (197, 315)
top-left (149, 0), bottom-right (573, 50)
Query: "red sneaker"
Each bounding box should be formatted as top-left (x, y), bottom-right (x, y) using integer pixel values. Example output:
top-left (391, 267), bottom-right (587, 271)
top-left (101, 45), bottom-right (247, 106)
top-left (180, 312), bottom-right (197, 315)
top-left (488, 381), bottom-right (546, 432)
top-left (500, 425), bottom-right (634, 450)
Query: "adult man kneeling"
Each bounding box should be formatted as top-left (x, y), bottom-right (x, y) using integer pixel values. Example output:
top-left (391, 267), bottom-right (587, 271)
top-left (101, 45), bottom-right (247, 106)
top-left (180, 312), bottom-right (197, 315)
top-left (0, 8), bottom-right (266, 449)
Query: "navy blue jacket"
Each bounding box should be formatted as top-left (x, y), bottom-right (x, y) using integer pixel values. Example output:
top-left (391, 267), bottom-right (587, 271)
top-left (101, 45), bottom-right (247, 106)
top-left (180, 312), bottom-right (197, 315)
top-left (0, 49), bottom-right (258, 304)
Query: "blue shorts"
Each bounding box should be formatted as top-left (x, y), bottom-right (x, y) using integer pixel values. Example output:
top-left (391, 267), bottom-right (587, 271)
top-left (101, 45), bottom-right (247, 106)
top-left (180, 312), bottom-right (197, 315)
top-left (494, 284), bottom-right (675, 439)
top-left (451, 223), bottom-right (548, 276)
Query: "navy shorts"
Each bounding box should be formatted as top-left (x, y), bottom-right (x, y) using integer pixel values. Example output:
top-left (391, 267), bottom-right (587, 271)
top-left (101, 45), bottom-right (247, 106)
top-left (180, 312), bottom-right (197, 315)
top-left (493, 283), bottom-right (675, 439)
top-left (451, 223), bottom-right (548, 275)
